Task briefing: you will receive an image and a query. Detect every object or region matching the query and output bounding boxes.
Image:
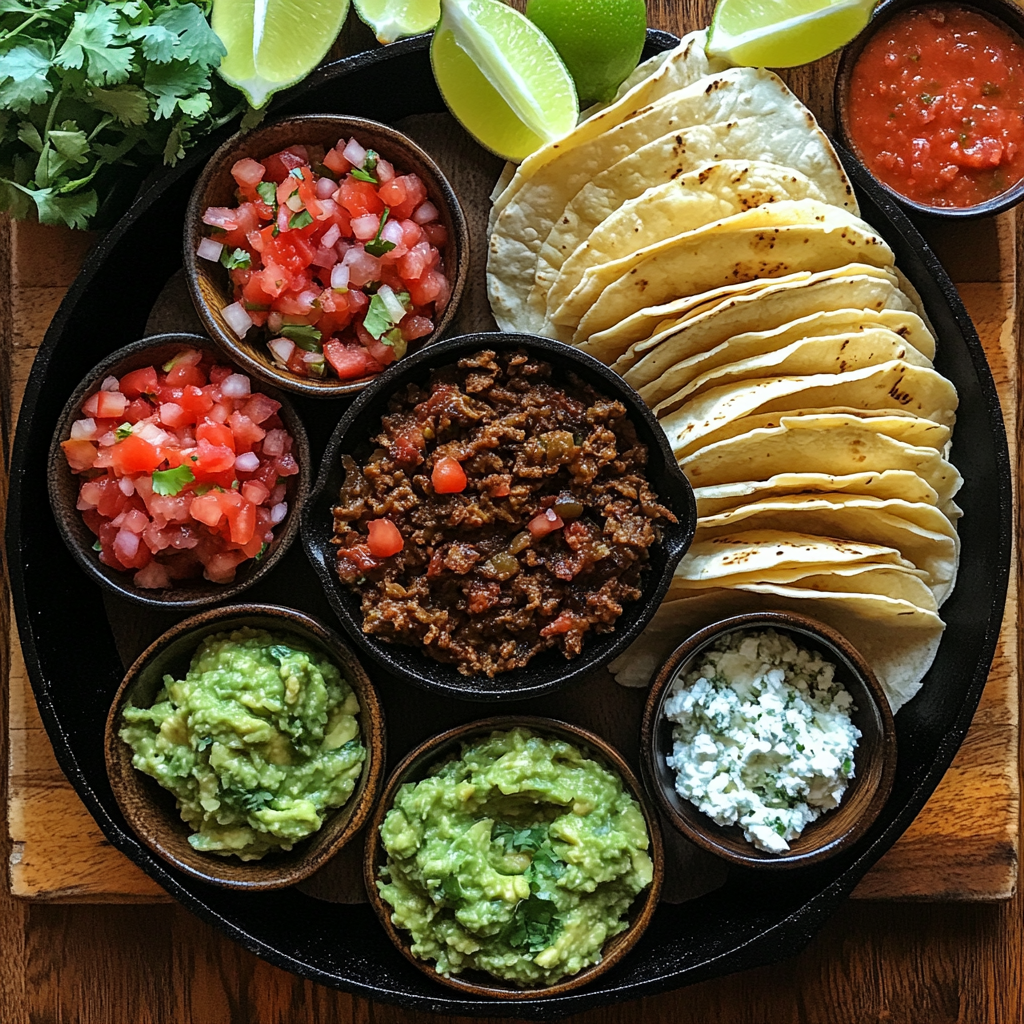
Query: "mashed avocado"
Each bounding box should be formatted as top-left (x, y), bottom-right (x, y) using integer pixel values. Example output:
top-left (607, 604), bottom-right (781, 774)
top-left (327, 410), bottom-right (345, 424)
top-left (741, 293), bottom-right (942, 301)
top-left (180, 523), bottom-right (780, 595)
top-left (377, 728), bottom-right (653, 987)
top-left (120, 627), bottom-right (365, 860)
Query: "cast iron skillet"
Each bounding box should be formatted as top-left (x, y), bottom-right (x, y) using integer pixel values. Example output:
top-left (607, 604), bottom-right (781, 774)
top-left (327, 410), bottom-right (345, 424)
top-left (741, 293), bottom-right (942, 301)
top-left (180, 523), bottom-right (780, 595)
top-left (4, 31), bottom-right (1011, 1019)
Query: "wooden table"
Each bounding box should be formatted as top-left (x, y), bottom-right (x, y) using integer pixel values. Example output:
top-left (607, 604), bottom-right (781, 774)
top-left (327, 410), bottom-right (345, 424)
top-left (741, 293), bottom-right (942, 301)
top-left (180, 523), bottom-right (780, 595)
top-left (2, 1), bottom-right (1022, 1019)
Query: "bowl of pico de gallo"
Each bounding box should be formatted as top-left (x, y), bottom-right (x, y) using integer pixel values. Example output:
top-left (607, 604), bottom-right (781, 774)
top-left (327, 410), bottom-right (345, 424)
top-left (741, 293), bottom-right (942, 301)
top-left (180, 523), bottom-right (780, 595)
top-left (49, 333), bottom-right (310, 607)
top-left (185, 115), bottom-right (470, 398)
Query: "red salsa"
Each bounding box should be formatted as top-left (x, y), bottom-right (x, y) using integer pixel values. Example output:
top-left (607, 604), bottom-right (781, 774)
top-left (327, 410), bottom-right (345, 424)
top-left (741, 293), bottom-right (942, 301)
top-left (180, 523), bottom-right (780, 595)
top-left (847, 4), bottom-right (1024, 207)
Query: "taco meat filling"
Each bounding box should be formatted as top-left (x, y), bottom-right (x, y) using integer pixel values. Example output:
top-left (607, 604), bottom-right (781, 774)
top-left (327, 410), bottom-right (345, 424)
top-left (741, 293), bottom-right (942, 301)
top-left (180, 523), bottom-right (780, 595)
top-left (331, 348), bottom-right (675, 676)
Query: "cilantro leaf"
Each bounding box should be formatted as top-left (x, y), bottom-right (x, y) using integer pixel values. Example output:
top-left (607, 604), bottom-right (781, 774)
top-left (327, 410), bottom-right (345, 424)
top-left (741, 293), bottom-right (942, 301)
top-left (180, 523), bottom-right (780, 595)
top-left (505, 896), bottom-right (561, 954)
top-left (268, 644), bottom-right (294, 663)
top-left (0, 41), bottom-right (55, 113)
top-left (350, 167), bottom-right (376, 183)
top-left (151, 464), bottom-right (194, 495)
top-left (143, 57), bottom-right (211, 119)
top-left (6, 181), bottom-right (97, 228)
top-left (238, 789), bottom-right (275, 813)
top-left (288, 207), bottom-right (312, 229)
top-left (55, 4), bottom-right (134, 85)
top-left (363, 290), bottom-right (411, 340)
top-left (365, 209), bottom-right (396, 257)
top-left (256, 180), bottom-right (276, 207)
top-left (88, 84), bottom-right (151, 125)
top-left (115, 422), bottom-right (132, 440)
top-left (219, 246), bottom-right (250, 270)
top-left (279, 323), bottom-right (321, 350)
top-left (149, 4), bottom-right (224, 67)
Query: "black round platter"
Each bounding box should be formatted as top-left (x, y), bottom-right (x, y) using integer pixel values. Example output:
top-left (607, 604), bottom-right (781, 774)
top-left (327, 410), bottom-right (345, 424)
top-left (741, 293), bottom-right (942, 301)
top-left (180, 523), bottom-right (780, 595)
top-left (4, 30), bottom-right (1012, 1020)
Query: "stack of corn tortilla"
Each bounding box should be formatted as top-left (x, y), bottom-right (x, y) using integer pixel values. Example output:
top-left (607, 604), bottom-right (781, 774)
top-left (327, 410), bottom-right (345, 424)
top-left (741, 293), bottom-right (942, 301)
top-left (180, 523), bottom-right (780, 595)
top-left (487, 32), bottom-right (960, 712)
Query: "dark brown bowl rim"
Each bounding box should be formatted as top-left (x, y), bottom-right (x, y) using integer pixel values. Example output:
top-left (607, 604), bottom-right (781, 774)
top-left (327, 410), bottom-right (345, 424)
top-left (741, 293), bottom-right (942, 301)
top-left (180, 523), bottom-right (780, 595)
top-left (363, 715), bottom-right (664, 998)
top-left (640, 611), bottom-right (897, 870)
top-left (47, 332), bottom-right (311, 608)
top-left (301, 332), bottom-right (697, 701)
top-left (183, 113), bottom-right (470, 398)
top-left (834, 0), bottom-right (1024, 219)
top-left (104, 603), bottom-right (386, 890)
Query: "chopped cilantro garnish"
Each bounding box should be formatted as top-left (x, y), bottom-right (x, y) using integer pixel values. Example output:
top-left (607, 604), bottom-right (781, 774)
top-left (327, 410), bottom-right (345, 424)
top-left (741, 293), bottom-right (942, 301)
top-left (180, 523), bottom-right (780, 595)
top-left (254, 542), bottom-right (269, 561)
top-left (115, 423), bottom-right (133, 441)
top-left (220, 247), bottom-right (251, 270)
top-left (381, 328), bottom-right (407, 359)
top-left (505, 896), bottom-right (561, 954)
top-left (774, 819), bottom-right (787, 836)
top-left (842, 758), bottom-right (853, 774)
top-left (288, 208), bottom-right (313, 230)
top-left (350, 167), bottom-right (377, 183)
top-left (239, 789), bottom-right (276, 813)
top-left (256, 181), bottom-right (277, 207)
top-left (195, 736), bottom-right (213, 751)
top-left (312, 161), bottom-right (337, 181)
top-left (151, 464), bottom-right (194, 496)
top-left (289, 166), bottom-right (304, 178)
top-left (365, 208), bottom-right (396, 257)
top-left (279, 323), bottom-right (322, 350)
top-left (920, 92), bottom-right (935, 105)
top-left (363, 288), bottom-right (409, 340)
top-left (440, 874), bottom-right (464, 902)
top-left (268, 644), bottom-right (294, 663)
top-left (190, 454), bottom-right (199, 462)
top-left (92, 539), bottom-right (102, 552)
top-left (352, 152), bottom-right (379, 184)
top-left (364, 150), bottom-right (379, 170)
top-left (245, 301), bottom-right (271, 311)
top-left (193, 483), bottom-right (212, 495)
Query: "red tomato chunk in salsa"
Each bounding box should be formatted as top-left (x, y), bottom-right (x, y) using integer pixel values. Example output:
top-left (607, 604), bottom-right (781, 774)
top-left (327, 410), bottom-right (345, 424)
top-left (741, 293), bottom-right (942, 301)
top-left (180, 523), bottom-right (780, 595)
top-left (199, 137), bottom-right (452, 381)
top-left (848, 4), bottom-right (1024, 208)
top-left (60, 350), bottom-right (299, 588)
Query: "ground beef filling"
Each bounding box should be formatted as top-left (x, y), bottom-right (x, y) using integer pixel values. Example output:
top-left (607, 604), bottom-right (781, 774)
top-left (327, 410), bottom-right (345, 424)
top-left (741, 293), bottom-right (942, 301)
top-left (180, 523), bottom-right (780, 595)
top-left (331, 349), bottom-right (675, 676)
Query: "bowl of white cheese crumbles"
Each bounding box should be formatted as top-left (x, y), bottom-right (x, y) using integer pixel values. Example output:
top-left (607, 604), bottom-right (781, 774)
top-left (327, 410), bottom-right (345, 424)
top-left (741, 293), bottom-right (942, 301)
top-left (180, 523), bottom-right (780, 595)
top-left (640, 612), bottom-right (897, 868)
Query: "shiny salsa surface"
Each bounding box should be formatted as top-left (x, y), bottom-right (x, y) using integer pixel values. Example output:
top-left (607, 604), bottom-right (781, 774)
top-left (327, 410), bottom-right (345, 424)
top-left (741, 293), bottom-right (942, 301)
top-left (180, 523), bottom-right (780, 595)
top-left (847, 3), bottom-right (1024, 207)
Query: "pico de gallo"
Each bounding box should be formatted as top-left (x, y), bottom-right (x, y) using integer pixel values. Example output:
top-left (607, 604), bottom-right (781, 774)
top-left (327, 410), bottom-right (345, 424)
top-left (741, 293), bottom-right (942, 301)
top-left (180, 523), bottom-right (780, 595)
top-left (198, 136), bottom-right (452, 381)
top-left (60, 349), bottom-right (300, 589)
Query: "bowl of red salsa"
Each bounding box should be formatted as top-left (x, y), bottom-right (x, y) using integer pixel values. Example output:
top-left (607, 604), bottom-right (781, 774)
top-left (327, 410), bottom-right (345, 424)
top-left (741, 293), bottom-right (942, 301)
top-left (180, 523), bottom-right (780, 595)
top-left (48, 333), bottom-right (310, 607)
top-left (836, 0), bottom-right (1024, 217)
top-left (184, 115), bottom-right (470, 398)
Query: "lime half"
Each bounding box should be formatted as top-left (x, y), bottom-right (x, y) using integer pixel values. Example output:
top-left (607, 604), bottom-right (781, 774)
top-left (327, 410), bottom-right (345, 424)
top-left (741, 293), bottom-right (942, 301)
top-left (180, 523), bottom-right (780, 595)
top-left (707, 0), bottom-right (875, 68)
top-left (353, 0), bottom-right (439, 43)
top-left (213, 0), bottom-right (351, 108)
top-left (431, 0), bottom-right (578, 162)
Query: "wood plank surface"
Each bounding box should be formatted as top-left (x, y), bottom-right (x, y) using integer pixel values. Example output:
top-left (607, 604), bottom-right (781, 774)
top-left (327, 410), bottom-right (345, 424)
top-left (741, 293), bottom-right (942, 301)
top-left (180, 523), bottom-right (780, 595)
top-left (1, 0), bottom-right (1022, 1018)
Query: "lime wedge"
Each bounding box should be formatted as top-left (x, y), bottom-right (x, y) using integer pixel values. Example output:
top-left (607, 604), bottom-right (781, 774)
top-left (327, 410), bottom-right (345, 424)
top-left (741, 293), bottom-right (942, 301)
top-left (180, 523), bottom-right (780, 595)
top-left (430, 0), bottom-right (578, 162)
top-left (213, 0), bottom-right (352, 109)
top-left (353, 0), bottom-right (439, 43)
top-left (707, 0), bottom-right (875, 68)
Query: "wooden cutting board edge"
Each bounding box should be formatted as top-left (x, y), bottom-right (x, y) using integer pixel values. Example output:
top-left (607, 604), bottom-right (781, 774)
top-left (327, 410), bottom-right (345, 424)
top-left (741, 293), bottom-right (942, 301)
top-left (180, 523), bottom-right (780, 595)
top-left (2, 204), bottom-right (1018, 903)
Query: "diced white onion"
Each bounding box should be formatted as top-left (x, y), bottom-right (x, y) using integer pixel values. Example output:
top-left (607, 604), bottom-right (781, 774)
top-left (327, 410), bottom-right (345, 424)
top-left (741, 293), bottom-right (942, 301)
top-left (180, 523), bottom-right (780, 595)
top-left (197, 237), bottom-right (224, 262)
top-left (270, 502), bottom-right (288, 524)
top-left (378, 284), bottom-right (407, 323)
top-left (315, 197), bottom-right (338, 222)
top-left (276, 206), bottom-right (290, 234)
top-left (267, 311), bottom-right (284, 333)
top-left (100, 375), bottom-right (120, 392)
top-left (342, 138), bottom-right (366, 167)
top-left (302, 351), bottom-right (323, 363)
top-left (315, 176), bottom-right (335, 199)
top-left (412, 201), bottom-right (439, 225)
top-left (70, 418), bottom-right (96, 440)
top-left (234, 451), bottom-right (260, 473)
top-left (330, 263), bottom-right (349, 291)
top-left (119, 477), bottom-right (135, 496)
top-left (375, 158), bottom-right (395, 184)
top-left (114, 528), bottom-right (139, 560)
top-left (381, 219), bottom-right (405, 245)
top-left (221, 301), bottom-right (252, 338)
top-left (136, 422), bottom-right (171, 445)
top-left (268, 338), bottom-right (294, 366)
top-left (221, 373), bottom-right (251, 398)
top-left (263, 429), bottom-right (286, 457)
top-left (321, 223), bottom-right (341, 249)
top-left (286, 193), bottom-right (304, 213)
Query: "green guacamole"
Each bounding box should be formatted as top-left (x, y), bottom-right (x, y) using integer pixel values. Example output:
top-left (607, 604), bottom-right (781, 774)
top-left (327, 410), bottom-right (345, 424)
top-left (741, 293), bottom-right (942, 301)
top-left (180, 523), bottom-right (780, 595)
top-left (377, 728), bottom-right (653, 987)
top-left (120, 627), bottom-right (366, 860)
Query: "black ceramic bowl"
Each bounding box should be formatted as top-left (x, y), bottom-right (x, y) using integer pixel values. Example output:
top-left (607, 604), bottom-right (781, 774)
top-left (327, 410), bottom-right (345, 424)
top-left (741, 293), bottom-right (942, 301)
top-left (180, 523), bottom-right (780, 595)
top-left (302, 332), bottom-right (697, 701)
top-left (641, 612), bottom-right (897, 870)
top-left (835, 0), bottom-right (1024, 219)
top-left (48, 333), bottom-right (310, 608)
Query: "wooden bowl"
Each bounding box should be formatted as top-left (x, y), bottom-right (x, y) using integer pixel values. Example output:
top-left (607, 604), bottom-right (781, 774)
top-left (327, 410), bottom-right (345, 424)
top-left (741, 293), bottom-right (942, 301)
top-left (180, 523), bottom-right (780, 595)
top-left (302, 332), bottom-right (697, 702)
top-left (364, 716), bottom-right (663, 998)
top-left (641, 611), bottom-right (897, 869)
top-left (48, 333), bottom-right (310, 608)
top-left (834, 0), bottom-right (1024, 219)
top-left (184, 114), bottom-right (470, 398)
top-left (105, 604), bottom-right (386, 890)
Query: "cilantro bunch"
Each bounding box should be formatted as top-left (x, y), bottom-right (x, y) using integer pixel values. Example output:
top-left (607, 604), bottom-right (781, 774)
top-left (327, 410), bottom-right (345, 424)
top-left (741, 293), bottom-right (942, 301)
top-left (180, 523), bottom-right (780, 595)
top-left (0, 0), bottom-right (240, 230)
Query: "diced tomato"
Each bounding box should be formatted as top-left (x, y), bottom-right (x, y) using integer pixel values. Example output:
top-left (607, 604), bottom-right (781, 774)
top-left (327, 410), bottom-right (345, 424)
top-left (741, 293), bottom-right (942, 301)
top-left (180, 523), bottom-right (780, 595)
top-left (119, 366), bottom-right (158, 399)
top-left (323, 340), bottom-right (370, 380)
top-left (367, 518), bottom-right (404, 557)
top-left (336, 543), bottom-right (382, 581)
top-left (322, 146), bottom-right (350, 176)
top-left (111, 434), bottom-right (163, 475)
top-left (204, 549), bottom-right (248, 583)
top-left (177, 385), bottom-right (215, 420)
top-left (61, 439), bottom-right (96, 472)
top-left (124, 398), bottom-right (155, 424)
top-left (225, 498), bottom-right (256, 544)
top-left (231, 158), bottom-right (266, 188)
top-left (193, 438), bottom-right (236, 478)
top-left (82, 390), bottom-right (128, 419)
top-left (262, 145), bottom-right (309, 183)
top-left (540, 611), bottom-right (588, 637)
top-left (432, 456), bottom-right (467, 494)
top-left (337, 177), bottom-right (384, 218)
top-left (528, 508), bottom-right (564, 538)
top-left (196, 420), bottom-right (235, 452)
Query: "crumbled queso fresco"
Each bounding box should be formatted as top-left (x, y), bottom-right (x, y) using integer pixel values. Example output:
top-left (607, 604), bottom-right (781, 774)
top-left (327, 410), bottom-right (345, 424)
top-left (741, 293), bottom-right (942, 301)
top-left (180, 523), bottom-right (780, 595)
top-left (663, 629), bottom-right (861, 853)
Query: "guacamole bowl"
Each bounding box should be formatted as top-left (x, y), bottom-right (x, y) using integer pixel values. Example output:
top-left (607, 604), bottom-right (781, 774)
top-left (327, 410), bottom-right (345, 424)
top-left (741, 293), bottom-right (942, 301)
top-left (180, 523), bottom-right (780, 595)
top-left (364, 716), bottom-right (664, 998)
top-left (105, 603), bottom-right (386, 890)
